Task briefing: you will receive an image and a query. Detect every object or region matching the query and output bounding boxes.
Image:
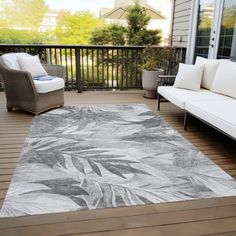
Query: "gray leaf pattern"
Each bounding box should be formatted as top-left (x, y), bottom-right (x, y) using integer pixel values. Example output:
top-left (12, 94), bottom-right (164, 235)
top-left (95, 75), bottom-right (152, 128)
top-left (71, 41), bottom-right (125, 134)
top-left (1, 104), bottom-right (236, 217)
top-left (71, 156), bottom-right (85, 174)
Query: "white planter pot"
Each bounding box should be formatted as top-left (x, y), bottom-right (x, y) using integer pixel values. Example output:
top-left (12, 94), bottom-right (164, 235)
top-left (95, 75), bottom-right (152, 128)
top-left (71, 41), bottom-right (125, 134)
top-left (142, 69), bottom-right (164, 98)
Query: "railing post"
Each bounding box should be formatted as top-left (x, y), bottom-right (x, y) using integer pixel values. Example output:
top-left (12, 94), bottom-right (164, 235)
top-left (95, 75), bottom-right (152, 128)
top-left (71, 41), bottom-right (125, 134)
top-left (75, 47), bottom-right (82, 93)
top-left (121, 49), bottom-right (124, 90)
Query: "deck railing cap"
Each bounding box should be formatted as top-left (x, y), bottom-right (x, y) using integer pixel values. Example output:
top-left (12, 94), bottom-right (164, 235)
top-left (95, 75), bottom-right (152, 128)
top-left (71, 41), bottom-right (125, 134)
top-left (0, 44), bottom-right (186, 49)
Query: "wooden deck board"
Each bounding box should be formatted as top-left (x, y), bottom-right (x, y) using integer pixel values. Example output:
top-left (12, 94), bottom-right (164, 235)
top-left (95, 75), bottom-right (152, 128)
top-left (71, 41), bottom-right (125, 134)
top-left (0, 90), bottom-right (236, 236)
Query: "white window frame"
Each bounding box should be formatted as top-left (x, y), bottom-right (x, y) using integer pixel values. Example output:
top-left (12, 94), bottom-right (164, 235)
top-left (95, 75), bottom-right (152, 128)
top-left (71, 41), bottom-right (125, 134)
top-left (231, 21), bottom-right (236, 59)
top-left (186, 0), bottom-right (200, 64)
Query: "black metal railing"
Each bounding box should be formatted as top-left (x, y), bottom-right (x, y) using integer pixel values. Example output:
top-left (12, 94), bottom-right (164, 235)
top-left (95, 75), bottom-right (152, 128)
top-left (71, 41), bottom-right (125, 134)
top-left (0, 44), bottom-right (186, 92)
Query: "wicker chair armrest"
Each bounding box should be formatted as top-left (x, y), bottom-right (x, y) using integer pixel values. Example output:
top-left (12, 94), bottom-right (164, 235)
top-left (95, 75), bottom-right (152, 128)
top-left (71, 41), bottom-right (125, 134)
top-left (2, 68), bottom-right (36, 94)
top-left (43, 64), bottom-right (65, 79)
top-left (157, 75), bottom-right (176, 86)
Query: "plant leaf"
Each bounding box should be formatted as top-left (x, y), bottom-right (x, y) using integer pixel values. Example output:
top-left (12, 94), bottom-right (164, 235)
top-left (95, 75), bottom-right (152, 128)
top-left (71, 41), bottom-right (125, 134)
top-left (136, 194), bottom-right (154, 204)
top-left (101, 163), bottom-right (127, 179)
top-left (70, 196), bottom-right (88, 207)
top-left (88, 159), bottom-right (102, 176)
top-left (112, 164), bottom-right (150, 176)
top-left (31, 151), bottom-right (65, 168)
top-left (57, 153), bottom-right (66, 168)
top-left (34, 178), bottom-right (89, 196)
top-left (71, 156), bottom-right (85, 174)
top-left (89, 154), bottom-right (124, 159)
top-left (95, 159), bottom-right (139, 164)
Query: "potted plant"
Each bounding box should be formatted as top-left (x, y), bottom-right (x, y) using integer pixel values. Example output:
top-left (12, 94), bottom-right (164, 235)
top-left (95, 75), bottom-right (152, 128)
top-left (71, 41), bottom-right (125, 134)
top-left (141, 45), bottom-right (164, 98)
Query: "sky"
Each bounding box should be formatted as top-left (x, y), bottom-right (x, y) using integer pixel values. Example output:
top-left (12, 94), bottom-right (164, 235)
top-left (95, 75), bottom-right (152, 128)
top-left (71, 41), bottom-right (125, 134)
top-left (44, 0), bottom-right (162, 16)
top-left (45, 0), bottom-right (114, 16)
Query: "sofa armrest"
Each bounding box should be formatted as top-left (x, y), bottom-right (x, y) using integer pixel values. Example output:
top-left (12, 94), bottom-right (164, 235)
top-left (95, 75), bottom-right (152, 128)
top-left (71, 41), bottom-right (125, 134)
top-left (43, 64), bottom-right (65, 79)
top-left (158, 75), bottom-right (176, 86)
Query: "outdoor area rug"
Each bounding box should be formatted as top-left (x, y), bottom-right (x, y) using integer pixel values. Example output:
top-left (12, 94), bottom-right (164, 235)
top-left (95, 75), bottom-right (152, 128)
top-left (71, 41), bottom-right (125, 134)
top-left (1, 104), bottom-right (236, 217)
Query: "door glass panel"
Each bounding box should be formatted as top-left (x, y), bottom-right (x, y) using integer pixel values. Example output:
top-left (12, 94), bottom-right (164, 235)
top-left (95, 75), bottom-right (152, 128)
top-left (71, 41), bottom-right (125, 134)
top-left (217, 0), bottom-right (236, 59)
top-left (194, 0), bottom-right (215, 60)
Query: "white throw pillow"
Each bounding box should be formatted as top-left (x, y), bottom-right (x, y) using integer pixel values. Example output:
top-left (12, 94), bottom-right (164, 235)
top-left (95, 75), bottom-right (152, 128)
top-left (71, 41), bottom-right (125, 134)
top-left (2, 53), bottom-right (32, 70)
top-left (195, 56), bottom-right (220, 89)
top-left (173, 63), bottom-right (204, 91)
top-left (17, 55), bottom-right (48, 78)
top-left (210, 60), bottom-right (236, 99)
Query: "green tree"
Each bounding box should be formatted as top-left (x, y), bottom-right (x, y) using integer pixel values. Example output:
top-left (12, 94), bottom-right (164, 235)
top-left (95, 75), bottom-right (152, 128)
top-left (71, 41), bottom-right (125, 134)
top-left (0, 28), bottom-right (45, 44)
top-left (0, 0), bottom-right (48, 30)
top-left (89, 3), bottom-right (161, 46)
top-left (0, 0), bottom-right (48, 43)
top-left (126, 3), bottom-right (161, 45)
top-left (90, 24), bottom-right (127, 45)
top-left (55, 10), bottom-right (105, 44)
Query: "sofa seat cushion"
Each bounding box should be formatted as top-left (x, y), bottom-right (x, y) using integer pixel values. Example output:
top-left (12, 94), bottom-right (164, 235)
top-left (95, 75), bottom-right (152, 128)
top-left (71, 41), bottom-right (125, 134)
top-left (33, 77), bottom-right (64, 93)
top-left (158, 86), bottom-right (231, 109)
top-left (186, 100), bottom-right (236, 139)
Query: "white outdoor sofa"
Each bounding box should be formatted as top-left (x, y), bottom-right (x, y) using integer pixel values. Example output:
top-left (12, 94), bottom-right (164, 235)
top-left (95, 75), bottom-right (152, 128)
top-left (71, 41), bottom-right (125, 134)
top-left (157, 58), bottom-right (236, 140)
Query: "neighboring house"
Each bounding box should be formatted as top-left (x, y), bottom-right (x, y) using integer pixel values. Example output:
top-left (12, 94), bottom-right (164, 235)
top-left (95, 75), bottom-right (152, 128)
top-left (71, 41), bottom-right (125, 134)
top-left (171, 0), bottom-right (236, 63)
top-left (39, 13), bottom-right (58, 33)
top-left (149, 0), bottom-right (173, 46)
top-left (0, 0), bottom-right (11, 11)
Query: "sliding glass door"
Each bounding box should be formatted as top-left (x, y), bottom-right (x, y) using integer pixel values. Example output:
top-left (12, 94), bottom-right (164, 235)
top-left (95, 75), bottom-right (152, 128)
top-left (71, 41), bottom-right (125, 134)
top-left (194, 0), bottom-right (216, 59)
top-left (189, 0), bottom-right (236, 62)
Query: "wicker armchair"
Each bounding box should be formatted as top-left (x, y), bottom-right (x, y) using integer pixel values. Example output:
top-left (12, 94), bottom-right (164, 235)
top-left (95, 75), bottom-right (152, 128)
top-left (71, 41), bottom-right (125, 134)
top-left (0, 57), bottom-right (65, 115)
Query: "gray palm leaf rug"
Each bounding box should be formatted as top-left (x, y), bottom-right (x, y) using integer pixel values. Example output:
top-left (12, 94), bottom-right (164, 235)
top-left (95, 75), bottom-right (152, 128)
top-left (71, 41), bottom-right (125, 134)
top-left (1, 104), bottom-right (236, 217)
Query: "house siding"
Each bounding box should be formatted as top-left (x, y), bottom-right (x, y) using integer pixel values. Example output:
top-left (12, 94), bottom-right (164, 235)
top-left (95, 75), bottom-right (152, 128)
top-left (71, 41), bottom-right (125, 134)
top-left (171, 0), bottom-right (192, 47)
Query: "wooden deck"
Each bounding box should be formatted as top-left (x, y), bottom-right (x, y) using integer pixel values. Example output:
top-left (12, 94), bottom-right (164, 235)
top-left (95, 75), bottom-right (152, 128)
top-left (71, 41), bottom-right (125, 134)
top-left (0, 90), bottom-right (236, 236)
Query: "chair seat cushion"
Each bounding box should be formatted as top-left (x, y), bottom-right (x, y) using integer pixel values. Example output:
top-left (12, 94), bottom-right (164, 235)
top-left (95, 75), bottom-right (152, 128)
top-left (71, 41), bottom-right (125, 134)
top-left (158, 86), bottom-right (232, 109)
top-left (185, 100), bottom-right (236, 139)
top-left (33, 77), bottom-right (65, 93)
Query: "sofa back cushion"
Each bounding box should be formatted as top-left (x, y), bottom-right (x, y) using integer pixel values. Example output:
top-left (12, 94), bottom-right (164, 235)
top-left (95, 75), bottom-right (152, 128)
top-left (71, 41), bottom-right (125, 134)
top-left (17, 55), bottom-right (48, 78)
top-left (173, 63), bottom-right (204, 91)
top-left (1, 53), bottom-right (32, 70)
top-left (195, 56), bottom-right (220, 89)
top-left (210, 60), bottom-right (236, 99)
